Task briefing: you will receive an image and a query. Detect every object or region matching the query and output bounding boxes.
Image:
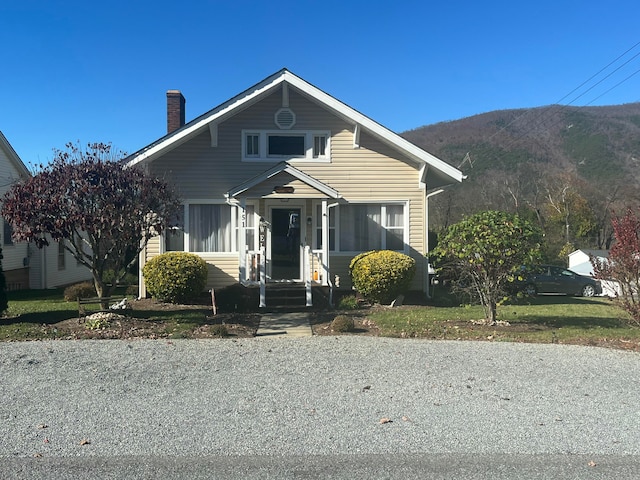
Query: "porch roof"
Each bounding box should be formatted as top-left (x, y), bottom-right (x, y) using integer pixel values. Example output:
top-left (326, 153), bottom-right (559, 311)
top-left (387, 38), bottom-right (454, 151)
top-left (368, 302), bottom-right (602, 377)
top-left (225, 162), bottom-right (341, 200)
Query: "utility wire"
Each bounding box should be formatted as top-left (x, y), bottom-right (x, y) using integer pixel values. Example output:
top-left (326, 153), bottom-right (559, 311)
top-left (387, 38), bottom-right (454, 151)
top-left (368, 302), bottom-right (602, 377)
top-left (461, 40), bottom-right (640, 168)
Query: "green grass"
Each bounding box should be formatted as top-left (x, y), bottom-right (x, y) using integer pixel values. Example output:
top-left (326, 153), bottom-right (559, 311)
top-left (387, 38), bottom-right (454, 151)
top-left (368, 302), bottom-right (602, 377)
top-left (3, 289), bottom-right (640, 349)
top-left (0, 289), bottom-right (205, 340)
top-left (369, 293), bottom-right (640, 349)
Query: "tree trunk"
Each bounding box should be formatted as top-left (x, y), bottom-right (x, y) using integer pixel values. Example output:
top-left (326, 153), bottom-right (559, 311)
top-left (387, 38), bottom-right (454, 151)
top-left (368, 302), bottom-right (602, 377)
top-left (93, 277), bottom-right (112, 310)
top-left (488, 301), bottom-right (497, 325)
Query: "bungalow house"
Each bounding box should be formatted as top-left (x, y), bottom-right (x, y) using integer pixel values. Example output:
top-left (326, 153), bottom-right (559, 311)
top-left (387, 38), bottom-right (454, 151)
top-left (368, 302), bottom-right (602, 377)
top-left (126, 69), bottom-right (464, 306)
top-left (0, 131), bottom-right (92, 290)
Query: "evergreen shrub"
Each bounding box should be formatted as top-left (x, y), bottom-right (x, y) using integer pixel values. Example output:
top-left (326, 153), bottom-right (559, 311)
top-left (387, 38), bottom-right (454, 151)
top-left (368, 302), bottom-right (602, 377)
top-left (64, 281), bottom-right (96, 301)
top-left (142, 252), bottom-right (208, 303)
top-left (349, 250), bottom-right (416, 304)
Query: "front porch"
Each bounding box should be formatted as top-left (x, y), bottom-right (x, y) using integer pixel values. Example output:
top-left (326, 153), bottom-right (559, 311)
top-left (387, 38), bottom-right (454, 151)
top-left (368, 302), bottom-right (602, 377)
top-left (241, 247), bottom-right (335, 308)
top-left (226, 161), bottom-right (342, 309)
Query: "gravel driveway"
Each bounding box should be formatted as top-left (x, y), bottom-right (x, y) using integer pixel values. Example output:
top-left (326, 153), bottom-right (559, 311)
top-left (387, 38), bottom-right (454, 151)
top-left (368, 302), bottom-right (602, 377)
top-left (1, 337), bottom-right (639, 478)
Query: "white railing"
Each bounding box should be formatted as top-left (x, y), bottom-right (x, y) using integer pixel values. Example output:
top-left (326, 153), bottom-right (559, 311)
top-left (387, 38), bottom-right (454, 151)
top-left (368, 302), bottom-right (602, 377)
top-left (244, 250), bottom-right (266, 307)
top-left (243, 247), bottom-right (327, 308)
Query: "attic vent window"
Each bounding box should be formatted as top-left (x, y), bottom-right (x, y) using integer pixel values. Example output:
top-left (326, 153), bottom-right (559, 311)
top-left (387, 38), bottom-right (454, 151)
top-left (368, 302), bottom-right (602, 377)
top-left (275, 108), bottom-right (296, 129)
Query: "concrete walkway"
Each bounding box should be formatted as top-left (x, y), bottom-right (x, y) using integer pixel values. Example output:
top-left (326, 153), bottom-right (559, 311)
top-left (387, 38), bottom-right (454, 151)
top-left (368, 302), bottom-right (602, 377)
top-left (255, 311), bottom-right (313, 337)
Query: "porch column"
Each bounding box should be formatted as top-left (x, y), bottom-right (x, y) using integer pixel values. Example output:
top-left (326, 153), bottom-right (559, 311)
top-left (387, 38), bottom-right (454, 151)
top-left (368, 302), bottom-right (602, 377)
top-left (321, 199), bottom-right (329, 286)
top-left (238, 198), bottom-right (247, 283)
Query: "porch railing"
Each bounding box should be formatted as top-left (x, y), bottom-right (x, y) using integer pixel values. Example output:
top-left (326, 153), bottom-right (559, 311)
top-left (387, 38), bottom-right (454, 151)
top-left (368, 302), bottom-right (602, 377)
top-left (242, 247), bottom-right (330, 308)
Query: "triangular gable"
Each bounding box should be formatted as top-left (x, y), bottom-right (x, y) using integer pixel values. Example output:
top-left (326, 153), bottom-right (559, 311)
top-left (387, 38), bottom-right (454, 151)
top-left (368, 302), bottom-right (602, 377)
top-left (226, 162), bottom-right (340, 200)
top-left (125, 69), bottom-right (464, 187)
top-left (0, 131), bottom-right (31, 179)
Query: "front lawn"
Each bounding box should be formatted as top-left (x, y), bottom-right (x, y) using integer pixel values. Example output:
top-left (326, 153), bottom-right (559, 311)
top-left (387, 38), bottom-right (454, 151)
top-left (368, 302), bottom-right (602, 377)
top-left (0, 289), bottom-right (259, 341)
top-left (365, 294), bottom-right (640, 350)
top-left (2, 289), bottom-right (639, 350)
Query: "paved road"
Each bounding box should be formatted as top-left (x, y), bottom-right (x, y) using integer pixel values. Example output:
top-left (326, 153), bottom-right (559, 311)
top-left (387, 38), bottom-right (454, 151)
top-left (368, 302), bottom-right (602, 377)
top-left (1, 337), bottom-right (639, 479)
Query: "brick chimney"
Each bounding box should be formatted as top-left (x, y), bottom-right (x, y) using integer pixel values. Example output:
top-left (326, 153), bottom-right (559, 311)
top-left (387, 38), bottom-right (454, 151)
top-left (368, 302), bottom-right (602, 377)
top-left (166, 90), bottom-right (186, 133)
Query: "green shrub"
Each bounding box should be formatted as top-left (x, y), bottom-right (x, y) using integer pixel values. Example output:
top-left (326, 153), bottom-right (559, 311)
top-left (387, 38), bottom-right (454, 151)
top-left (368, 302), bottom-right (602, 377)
top-left (331, 315), bottom-right (355, 332)
top-left (349, 250), bottom-right (416, 304)
top-left (142, 252), bottom-right (208, 303)
top-left (337, 294), bottom-right (360, 310)
top-left (85, 315), bottom-right (110, 330)
top-left (64, 281), bottom-right (96, 302)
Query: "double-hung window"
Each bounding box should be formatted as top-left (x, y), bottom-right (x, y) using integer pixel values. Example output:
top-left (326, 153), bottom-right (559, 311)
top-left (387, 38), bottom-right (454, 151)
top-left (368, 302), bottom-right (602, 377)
top-left (188, 204), bottom-right (233, 253)
top-left (2, 219), bottom-right (13, 246)
top-left (338, 203), bottom-right (407, 252)
top-left (242, 130), bottom-right (330, 162)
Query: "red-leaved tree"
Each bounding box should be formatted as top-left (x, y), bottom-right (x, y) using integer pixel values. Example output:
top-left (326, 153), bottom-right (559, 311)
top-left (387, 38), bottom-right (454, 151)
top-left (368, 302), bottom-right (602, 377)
top-left (591, 209), bottom-right (640, 325)
top-left (1, 142), bottom-right (181, 301)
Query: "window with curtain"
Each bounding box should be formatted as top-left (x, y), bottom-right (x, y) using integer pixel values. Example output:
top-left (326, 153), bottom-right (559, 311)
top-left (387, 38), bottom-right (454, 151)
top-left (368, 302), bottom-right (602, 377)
top-left (315, 204), bottom-right (336, 251)
top-left (338, 203), bottom-right (405, 252)
top-left (188, 204), bottom-right (233, 252)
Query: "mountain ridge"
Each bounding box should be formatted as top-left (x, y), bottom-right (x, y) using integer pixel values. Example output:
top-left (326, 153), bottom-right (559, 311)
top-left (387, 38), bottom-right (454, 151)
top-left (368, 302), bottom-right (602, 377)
top-left (400, 102), bottom-right (640, 252)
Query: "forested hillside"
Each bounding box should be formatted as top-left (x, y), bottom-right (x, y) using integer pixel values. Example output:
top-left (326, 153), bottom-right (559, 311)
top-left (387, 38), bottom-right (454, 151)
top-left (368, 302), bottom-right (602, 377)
top-left (401, 103), bottom-right (640, 260)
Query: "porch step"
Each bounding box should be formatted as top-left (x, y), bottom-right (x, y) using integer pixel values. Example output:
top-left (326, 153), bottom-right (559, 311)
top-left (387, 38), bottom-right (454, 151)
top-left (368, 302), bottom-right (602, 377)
top-left (265, 283), bottom-right (307, 308)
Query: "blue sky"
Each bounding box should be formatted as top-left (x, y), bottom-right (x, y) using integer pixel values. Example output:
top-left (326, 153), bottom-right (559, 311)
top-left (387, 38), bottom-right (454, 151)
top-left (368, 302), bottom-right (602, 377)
top-left (1, 0), bottom-right (640, 167)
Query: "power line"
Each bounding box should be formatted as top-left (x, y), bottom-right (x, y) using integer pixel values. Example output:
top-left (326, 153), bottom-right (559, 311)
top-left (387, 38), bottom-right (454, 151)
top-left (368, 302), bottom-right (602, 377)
top-left (464, 41), bottom-right (640, 167)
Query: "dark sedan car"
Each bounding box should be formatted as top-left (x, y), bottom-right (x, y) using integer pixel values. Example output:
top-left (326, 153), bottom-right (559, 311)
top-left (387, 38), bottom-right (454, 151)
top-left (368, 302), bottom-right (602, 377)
top-left (518, 265), bottom-right (602, 297)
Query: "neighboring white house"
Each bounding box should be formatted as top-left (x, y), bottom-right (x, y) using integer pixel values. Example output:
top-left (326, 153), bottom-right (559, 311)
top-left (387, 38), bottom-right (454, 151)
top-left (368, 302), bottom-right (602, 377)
top-left (0, 131), bottom-right (92, 290)
top-left (0, 131), bottom-right (32, 290)
top-left (568, 249), bottom-right (618, 296)
top-left (28, 236), bottom-right (94, 290)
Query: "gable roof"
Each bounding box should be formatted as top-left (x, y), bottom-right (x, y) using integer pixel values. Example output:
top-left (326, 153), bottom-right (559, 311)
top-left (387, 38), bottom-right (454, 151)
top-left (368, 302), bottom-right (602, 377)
top-left (226, 162), bottom-right (341, 200)
top-left (0, 131), bottom-right (31, 179)
top-left (125, 69), bottom-right (464, 188)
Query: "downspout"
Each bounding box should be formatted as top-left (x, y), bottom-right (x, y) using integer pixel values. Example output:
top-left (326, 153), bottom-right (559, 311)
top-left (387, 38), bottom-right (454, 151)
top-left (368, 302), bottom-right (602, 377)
top-left (325, 201), bottom-right (340, 306)
top-left (424, 188), bottom-right (444, 299)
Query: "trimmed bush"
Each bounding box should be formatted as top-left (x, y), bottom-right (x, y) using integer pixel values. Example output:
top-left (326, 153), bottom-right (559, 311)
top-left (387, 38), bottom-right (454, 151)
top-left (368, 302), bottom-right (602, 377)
top-left (349, 250), bottom-right (416, 304)
top-left (331, 315), bottom-right (355, 332)
top-left (64, 281), bottom-right (96, 301)
top-left (337, 294), bottom-right (360, 310)
top-left (142, 252), bottom-right (208, 303)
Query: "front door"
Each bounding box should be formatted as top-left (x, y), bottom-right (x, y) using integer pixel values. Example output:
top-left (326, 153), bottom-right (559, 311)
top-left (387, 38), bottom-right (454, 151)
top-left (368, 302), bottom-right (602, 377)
top-left (270, 207), bottom-right (302, 281)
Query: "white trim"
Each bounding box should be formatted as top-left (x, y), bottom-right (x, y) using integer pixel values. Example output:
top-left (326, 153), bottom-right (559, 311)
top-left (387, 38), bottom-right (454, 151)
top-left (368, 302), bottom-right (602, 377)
top-left (124, 69), bottom-right (464, 187)
top-left (353, 124), bottom-right (360, 149)
top-left (334, 200), bottom-right (409, 254)
top-left (226, 162), bottom-right (340, 199)
top-left (182, 200), bottom-right (238, 254)
top-left (0, 131), bottom-right (31, 179)
top-left (265, 200), bottom-right (306, 282)
top-left (241, 129), bottom-right (330, 162)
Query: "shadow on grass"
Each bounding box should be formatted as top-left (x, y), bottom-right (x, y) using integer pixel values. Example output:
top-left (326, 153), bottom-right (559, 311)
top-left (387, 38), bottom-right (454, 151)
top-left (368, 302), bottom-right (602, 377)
top-left (0, 310), bottom-right (79, 326)
top-left (508, 295), bottom-right (613, 307)
top-left (516, 315), bottom-right (627, 329)
top-left (130, 308), bottom-right (211, 324)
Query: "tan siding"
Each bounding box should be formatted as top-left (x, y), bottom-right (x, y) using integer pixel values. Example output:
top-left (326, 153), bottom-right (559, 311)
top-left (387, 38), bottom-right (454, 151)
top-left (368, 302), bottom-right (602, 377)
top-left (202, 255), bottom-right (239, 289)
top-left (145, 85), bottom-right (429, 291)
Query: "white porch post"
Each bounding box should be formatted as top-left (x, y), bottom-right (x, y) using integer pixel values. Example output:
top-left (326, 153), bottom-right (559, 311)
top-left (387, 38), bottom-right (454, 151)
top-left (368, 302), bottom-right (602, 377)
top-left (321, 199), bottom-right (329, 286)
top-left (238, 198), bottom-right (247, 284)
top-left (259, 219), bottom-right (267, 308)
top-left (304, 245), bottom-right (312, 306)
